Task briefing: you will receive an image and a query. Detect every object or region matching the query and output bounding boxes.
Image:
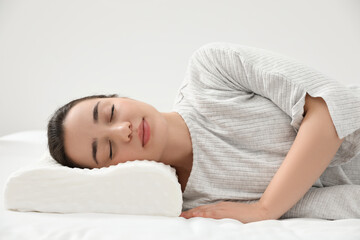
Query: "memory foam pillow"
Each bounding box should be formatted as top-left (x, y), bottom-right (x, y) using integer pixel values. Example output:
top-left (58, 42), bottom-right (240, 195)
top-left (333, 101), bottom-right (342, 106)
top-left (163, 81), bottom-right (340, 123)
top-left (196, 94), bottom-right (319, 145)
top-left (4, 152), bottom-right (183, 217)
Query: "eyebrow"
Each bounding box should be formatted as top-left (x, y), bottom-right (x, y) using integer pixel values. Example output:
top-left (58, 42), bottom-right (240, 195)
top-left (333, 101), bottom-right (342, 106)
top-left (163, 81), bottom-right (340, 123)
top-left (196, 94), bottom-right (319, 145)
top-left (92, 101), bottom-right (101, 165)
top-left (93, 101), bottom-right (100, 123)
top-left (92, 139), bottom-right (99, 165)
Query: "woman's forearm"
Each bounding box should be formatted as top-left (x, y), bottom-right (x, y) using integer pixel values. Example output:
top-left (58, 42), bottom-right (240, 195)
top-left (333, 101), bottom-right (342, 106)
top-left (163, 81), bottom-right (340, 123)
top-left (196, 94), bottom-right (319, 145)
top-left (259, 94), bottom-right (344, 220)
top-left (181, 94), bottom-right (346, 223)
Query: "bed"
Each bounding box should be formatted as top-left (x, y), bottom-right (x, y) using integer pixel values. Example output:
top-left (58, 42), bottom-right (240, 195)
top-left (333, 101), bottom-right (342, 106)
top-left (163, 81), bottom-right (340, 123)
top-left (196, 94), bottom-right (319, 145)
top-left (1, 130), bottom-right (359, 240)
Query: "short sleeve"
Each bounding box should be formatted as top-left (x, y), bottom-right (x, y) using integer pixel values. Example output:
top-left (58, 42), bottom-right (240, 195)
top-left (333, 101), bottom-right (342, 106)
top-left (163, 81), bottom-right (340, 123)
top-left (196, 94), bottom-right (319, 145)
top-left (188, 42), bottom-right (360, 166)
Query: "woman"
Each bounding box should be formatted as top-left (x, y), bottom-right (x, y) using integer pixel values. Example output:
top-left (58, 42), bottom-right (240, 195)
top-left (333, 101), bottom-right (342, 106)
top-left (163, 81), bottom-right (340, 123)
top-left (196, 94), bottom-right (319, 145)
top-left (48, 42), bottom-right (360, 223)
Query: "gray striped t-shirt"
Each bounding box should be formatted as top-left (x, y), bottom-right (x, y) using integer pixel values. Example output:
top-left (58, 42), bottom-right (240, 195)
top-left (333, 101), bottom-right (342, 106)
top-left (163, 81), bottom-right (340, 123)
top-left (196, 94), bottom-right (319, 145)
top-left (172, 42), bottom-right (360, 219)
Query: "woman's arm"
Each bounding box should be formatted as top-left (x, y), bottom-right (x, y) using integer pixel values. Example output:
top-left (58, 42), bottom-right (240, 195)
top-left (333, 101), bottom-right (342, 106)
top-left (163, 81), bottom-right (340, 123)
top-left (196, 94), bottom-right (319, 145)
top-left (181, 44), bottom-right (356, 222)
top-left (258, 93), bottom-right (344, 220)
top-left (181, 93), bottom-right (345, 222)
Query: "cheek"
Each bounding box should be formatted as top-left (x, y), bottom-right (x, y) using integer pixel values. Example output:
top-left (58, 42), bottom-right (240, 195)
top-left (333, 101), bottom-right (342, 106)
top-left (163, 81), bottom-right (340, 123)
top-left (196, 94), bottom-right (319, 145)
top-left (113, 150), bottom-right (141, 164)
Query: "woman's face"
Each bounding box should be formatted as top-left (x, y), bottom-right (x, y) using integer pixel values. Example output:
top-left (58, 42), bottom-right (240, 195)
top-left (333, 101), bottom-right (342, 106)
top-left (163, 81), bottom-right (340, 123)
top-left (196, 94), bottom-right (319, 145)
top-left (63, 97), bottom-right (168, 168)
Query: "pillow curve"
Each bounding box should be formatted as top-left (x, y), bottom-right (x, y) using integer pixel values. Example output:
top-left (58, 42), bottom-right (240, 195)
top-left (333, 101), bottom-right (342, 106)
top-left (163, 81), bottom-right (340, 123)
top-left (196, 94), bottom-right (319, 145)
top-left (4, 152), bottom-right (183, 217)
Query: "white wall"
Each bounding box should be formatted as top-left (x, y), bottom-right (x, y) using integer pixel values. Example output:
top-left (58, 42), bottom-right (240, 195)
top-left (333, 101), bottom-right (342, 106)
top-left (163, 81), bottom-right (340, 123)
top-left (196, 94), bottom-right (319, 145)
top-left (0, 0), bottom-right (359, 136)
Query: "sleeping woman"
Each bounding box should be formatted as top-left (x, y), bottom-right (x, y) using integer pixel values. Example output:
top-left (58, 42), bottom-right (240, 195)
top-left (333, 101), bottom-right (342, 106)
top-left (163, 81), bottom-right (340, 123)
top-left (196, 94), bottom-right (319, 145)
top-left (47, 42), bottom-right (360, 223)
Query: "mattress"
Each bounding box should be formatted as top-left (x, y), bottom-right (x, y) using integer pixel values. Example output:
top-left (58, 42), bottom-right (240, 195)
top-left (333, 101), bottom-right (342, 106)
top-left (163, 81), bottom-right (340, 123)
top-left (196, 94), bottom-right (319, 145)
top-left (1, 130), bottom-right (360, 240)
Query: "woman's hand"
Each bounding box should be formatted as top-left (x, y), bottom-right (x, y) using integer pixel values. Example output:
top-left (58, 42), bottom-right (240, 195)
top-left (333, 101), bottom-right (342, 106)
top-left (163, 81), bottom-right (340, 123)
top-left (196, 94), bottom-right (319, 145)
top-left (180, 201), bottom-right (269, 223)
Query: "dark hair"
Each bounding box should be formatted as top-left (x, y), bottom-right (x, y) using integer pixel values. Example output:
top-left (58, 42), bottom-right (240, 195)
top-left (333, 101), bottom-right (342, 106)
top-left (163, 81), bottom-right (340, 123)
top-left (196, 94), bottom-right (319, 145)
top-left (47, 94), bottom-right (119, 168)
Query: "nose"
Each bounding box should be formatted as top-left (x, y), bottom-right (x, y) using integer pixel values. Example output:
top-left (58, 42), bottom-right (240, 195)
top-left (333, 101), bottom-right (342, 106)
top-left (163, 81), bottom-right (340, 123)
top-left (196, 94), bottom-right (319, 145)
top-left (108, 121), bottom-right (132, 142)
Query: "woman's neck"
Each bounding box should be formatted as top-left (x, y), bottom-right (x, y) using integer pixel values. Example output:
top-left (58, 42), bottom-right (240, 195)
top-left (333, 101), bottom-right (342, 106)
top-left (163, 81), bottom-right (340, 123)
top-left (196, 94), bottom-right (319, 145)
top-left (159, 111), bottom-right (193, 182)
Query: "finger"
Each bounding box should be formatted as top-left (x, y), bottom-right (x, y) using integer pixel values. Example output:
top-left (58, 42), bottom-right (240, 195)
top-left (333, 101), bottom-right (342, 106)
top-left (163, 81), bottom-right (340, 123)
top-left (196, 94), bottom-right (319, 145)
top-left (180, 210), bottom-right (194, 219)
top-left (181, 208), bottom-right (203, 219)
top-left (180, 203), bottom-right (221, 219)
top-left (196, 205), bottom-right (227, 219)
top-left (182, 209), bottom-right (212, 219)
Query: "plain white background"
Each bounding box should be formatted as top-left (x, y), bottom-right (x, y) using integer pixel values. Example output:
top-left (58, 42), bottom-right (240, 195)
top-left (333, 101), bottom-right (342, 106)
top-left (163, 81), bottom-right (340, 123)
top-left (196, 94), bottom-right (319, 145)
top-left (0, 0), bottom-right (359, 136)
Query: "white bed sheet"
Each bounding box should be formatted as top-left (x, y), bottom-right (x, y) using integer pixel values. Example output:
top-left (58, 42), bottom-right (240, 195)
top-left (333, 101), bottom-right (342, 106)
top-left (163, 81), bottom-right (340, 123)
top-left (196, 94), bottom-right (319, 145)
top-left (1, 130), bottom-right (360, 240)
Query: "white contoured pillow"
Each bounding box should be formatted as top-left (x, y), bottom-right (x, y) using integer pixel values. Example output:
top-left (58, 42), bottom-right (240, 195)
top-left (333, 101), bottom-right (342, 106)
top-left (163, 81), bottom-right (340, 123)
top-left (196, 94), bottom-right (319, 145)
top-left (4, 152), bottom-right (183, 217)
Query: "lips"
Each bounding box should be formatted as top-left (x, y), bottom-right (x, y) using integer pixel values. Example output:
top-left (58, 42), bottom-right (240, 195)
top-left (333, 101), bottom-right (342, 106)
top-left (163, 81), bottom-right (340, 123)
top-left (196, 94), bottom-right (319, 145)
top-left (138, 119), bottom-right (144, 147)
top-left (143, 118), bottom-right (150, 146)
top-left (138, 118), bottom-right (150, 147)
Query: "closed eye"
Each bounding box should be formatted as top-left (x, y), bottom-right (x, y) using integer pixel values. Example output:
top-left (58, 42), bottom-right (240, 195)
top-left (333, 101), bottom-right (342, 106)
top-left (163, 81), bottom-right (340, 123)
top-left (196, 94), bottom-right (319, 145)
top-left (109, 140), bottom-right (112, 160)
top-left (110, 104), bottom-right (114, 122)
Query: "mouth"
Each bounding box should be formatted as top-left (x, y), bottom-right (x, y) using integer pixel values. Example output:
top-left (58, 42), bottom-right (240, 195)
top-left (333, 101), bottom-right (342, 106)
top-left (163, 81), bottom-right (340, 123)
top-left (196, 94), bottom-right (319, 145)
top-left (138, 118), bottom-right (150, 147)
top-left (138, 118), bottom-right (144, 147)
top-left (142, 118), bottom-right (145, 146)
top-left (143, 118), bottom-right (150, 146)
